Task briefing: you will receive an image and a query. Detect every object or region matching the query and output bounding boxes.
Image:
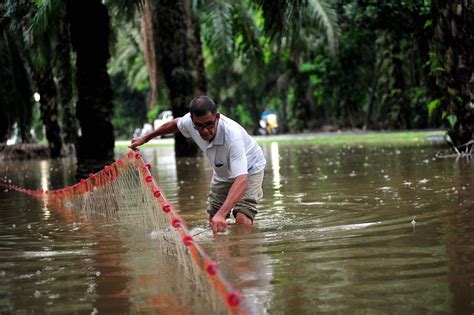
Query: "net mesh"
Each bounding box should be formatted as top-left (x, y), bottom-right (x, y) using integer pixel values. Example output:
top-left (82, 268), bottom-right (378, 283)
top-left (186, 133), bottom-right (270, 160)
top-left (3, 151), bottom-right (247, 314)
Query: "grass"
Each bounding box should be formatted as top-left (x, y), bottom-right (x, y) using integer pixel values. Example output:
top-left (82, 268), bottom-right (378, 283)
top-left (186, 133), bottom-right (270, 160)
top-left (255, 130), bottom-right (446, 145)
top-left (114, 130), bottom-right (446, 149)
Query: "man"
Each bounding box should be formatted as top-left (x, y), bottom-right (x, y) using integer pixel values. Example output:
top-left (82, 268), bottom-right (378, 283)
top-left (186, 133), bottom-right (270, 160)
top-left (129, 96), bottom-right (266, 233)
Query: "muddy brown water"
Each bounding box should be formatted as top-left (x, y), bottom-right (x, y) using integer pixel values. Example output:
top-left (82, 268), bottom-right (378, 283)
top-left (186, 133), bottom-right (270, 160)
top-left (1, 142), bottom-right (473, 314)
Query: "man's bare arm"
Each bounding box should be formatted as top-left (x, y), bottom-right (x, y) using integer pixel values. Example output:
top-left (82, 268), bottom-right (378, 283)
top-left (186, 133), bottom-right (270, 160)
top-left (210, 174), bottom-right (248, 233)
top-left (129, 118), bottom-right (180, 149)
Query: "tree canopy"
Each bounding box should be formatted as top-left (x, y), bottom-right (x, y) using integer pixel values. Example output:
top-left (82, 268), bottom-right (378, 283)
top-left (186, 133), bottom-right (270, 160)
top-left (1, 0), bottom-right (472, 162)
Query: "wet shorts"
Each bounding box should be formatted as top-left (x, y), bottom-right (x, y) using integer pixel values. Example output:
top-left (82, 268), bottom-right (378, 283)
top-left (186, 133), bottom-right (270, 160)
top-left (207, 170), bottom-right (264, 221)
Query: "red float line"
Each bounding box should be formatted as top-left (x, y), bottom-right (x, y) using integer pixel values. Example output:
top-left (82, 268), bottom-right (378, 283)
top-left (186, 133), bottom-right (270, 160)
top-left (3, 150), bottom-right (249, 314)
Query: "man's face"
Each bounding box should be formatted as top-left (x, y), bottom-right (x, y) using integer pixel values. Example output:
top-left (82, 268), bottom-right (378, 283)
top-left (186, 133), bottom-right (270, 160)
top-left (191, 112), bottom-right (219, 141)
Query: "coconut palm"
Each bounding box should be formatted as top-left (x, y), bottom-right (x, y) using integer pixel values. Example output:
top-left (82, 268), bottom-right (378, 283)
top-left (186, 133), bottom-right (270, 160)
top-left (1, 0), bottom-right (66, 156)
top-left (65, 0), bottom-right (116, 178)
top-left (191, 0), bottom-right (339, 134)
top-left (152, 0), bottom-right (200, 156)
top-left (0, 2), bottom-right (35, 143)
top-left (30, 0), bottom-right (144, 171)
top-left (30, 1), bottom-right (66, 157)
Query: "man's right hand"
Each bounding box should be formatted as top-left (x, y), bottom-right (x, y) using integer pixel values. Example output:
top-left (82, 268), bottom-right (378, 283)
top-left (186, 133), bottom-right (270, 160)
top-left (129, 136), bottom-right (148, 150)
top-left (210, 214), bottom-right (228, 234)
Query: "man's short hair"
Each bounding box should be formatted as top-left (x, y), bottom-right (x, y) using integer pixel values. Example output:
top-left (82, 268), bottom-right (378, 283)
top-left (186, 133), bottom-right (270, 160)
top-left (189, 96), bottom-right (217, 116)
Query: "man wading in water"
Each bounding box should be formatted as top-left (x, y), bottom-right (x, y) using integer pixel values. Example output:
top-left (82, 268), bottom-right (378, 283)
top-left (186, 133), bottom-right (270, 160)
top-left (129, 96), bottom-right (266, 233)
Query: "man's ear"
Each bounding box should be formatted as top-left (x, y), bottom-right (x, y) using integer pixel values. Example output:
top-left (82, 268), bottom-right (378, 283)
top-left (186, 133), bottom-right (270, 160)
top-left (216, 113), bottom-right (220, 119)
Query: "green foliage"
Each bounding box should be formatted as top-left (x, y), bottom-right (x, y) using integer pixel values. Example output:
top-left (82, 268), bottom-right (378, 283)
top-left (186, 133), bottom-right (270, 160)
top-left (0, 1), bottom-right (35, 142)
top-left (427, 98), bottom-right (441, 118)
top-left (3, 0), bottom-right (462, 147)
top-left (259, 0), bottom-right (340, 53)
top-left (108, 13), bottom-right (150, 92)
top-left (111, 73), bottom-right (147, 139)
top-left (147, 105), bottom-right (168, 122)
top-left (234, 104), bottom-right (253, 126)
top-left (427, 51), bottom-right (444, 76)
top-left (30, 0), bottom-right (64, 70)
top-left (446, 115), bottom-right (457, 129)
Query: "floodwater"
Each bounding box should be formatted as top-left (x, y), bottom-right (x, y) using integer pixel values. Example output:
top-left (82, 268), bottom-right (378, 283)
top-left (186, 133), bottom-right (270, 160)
top-left (1, 141), bottom-right (473, 314)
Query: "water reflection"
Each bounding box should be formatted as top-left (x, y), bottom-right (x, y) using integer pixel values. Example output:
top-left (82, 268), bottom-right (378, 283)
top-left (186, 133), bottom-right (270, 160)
top-left (270, 142), bottom-right (281, 192)
top-left (206, 225), bottom-right (274, 314)
top-left (39, 161), bottom-right (49, 192)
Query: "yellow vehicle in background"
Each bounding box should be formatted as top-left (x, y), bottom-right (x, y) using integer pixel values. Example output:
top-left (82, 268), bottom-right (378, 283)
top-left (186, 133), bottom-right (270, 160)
top-left (259, 112), bottom-right (278, 135)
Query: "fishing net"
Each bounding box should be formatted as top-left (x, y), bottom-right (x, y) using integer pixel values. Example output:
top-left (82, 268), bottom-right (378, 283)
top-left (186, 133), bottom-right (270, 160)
top-left (2, 150), bottom-right (247, 314)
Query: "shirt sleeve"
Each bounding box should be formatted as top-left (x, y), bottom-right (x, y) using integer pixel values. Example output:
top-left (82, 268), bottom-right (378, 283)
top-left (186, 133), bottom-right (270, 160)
top-left (177, 113), bottom-right (192, 138)
top-left (228, 139), bottom-right (248, 177)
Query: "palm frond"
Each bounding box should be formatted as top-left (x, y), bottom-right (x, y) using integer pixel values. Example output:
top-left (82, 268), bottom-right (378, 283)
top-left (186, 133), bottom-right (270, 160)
top-left (105, 0), bottom-right (144, 21)
top-left (202, 0), bottom-right (234, 63)
top-left (258, 0), bottom-right (339, 55)
top-left (30, 0), bottom-right (64, 70)
top-left (0, 28), bottom-right (34, 141)
top-left (307, 0), bottom-right (340, 55)
top-left (258, 0), bottom-right (290, 41)
top-left (109, 20), bottom-right (148, 90)
top-left (232, 2), bottom-right (263, 60)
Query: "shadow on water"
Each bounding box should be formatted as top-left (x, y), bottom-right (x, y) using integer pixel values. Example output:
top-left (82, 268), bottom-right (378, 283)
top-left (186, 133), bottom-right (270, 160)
top-left (1, 141), bottom-right (473, 313)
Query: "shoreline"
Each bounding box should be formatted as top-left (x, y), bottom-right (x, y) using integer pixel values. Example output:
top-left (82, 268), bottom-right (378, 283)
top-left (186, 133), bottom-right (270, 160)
top-left (116, 129), bottom-right (446, 147)
top-left (1, 130), bottom-right (446, 161)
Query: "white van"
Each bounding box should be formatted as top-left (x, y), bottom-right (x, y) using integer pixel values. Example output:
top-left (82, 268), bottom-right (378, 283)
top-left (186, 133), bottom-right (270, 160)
top-left (153, 111), bottom-right (174, 137)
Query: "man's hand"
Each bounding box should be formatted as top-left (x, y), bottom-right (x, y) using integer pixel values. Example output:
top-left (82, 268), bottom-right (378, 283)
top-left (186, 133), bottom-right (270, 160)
top-left (129, 136), bottom-right (148, 150)
top-left (210, 214), bottom-right (228, 234)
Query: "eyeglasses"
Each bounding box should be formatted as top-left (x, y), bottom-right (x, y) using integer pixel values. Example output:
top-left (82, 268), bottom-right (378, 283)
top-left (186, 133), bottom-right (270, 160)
top-left (192, 117), bottom-right (218, 131)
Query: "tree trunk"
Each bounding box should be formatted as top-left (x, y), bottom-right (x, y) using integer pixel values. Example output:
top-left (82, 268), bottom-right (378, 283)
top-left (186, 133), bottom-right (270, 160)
top-left (276, 73), bottom-right (290, 133)
top-left (154, 0), bottom-right (199, 157)
top-left (414, 13), bottom-right (440, 128)
top-left (188, 13), bottom-right (207, 94)
top-left (392, 38), bottom-right (410, 129)
top-left (56, 17), bottom-right (77, 145)
top-left (36, 68), bottom-right (63, 158)
top-left (364, 55), bottom-right (379, 130)
top-left (288, 58), bottom-right (309, 131)
top-left (432, 0), bottom-right (474, 152)
top-left (250, 90), bottom-right (260, 135)
top-left (67, 0), bottom-right (115, 178)
top-left (141, 0), bottom-right (159, 110)
top-left (0, 28), bottom-right (34, 142)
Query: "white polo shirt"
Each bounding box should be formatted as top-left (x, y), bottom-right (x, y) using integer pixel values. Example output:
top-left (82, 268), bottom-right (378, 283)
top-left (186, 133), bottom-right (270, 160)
top-left (177, 113), bottom-right (266, 182)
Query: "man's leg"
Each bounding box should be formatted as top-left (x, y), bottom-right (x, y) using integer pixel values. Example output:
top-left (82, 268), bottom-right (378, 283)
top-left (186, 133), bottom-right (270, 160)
top-left (232, 170), bottom-right (264, 225)
top-left (207, 176), bottom-right (232, 220)
top-left (235, 212), bottom-right (253, 225)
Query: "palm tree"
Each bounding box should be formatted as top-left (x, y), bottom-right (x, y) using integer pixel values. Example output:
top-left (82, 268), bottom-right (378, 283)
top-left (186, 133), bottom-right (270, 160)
top-left (2, 1), bottom-right (76, 156)
top-left (192, 0), bottom-right (339, 133)
top-left (259, 0), bottom-right (340, 132)
top-left (146, 0), bottom-right (341, 155)
top-left (67, 0), bottom-right (115, 178)
top-left (153, 0), bottom-right (200, 157)
top-left (140, 0), bottom-right (159, 110)
top-left (27, 2), bottom-right (65, 158)
top-left (34, 66), bottom-right (63, 157)
top-left (0, 2), bottom-right (35, 143)
top-left (432, 0), bottom-right (474, 153)
top-left (56, 17), bottom-right (77, 146)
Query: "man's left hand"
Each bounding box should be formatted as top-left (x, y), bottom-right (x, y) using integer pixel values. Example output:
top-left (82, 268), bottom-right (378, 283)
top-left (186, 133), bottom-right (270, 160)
top-left (210, 214), bottom-right (228, 233)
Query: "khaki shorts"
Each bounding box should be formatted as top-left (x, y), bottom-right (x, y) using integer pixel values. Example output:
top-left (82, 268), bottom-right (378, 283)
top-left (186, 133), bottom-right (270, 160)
top-left (207, 170), bottom-right (264, 221)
